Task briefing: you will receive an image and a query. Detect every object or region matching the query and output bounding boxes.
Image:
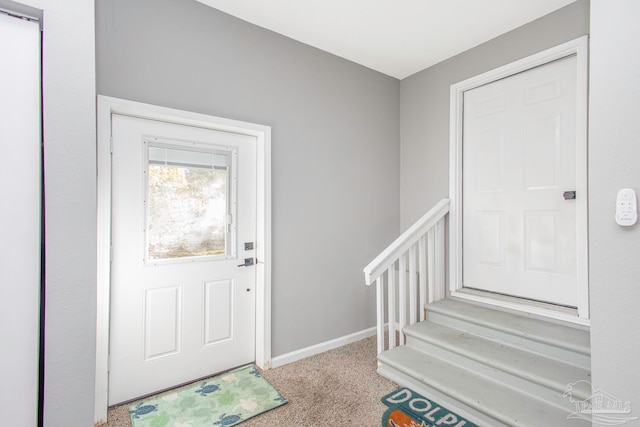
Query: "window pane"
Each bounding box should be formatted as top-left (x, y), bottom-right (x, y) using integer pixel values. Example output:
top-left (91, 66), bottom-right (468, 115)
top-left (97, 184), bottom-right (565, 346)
top-left (147, 157), bottom-right (228, 260)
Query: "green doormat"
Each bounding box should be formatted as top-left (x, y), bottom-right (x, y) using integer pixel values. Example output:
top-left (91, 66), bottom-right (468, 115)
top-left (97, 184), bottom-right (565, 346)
top-left (381, 388), bottom-right (478, 427)
top-left (129, 365), bottom-right (287, 427)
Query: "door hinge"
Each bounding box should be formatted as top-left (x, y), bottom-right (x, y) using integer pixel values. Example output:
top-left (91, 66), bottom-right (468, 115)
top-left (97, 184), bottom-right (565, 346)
top-left (110, 136), bottom-right (114, 154)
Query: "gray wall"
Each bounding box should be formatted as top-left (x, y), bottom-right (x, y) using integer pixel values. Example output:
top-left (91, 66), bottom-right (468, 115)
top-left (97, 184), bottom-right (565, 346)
top-left (96, 0), bottom-right (400, 356)
top-left (42, 1), bottom-right (97, 423)
top-left (399, 0), bottom-right (590, 229)
top-left (589, 0), bottom-right (640, 415)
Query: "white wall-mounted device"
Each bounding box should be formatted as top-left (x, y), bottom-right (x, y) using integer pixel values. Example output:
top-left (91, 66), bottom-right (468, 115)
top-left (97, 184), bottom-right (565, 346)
top-left (615, 188), bottom-right (638, 226)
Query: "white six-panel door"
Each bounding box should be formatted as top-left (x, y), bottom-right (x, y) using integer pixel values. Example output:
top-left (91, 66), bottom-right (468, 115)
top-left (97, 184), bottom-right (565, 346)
top-left (462, 55), bottom-right (579, 307)
top-left (108, 114), bottom-right (257, 404)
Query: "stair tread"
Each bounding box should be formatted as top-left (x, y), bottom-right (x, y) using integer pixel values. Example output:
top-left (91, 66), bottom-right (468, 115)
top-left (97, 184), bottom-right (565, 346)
top-left (427, 299), bottom-right (590, 356)
top-left (404, 321), bottom-right (591, 399)
top-left (379, 346), bottom-right (586, 426)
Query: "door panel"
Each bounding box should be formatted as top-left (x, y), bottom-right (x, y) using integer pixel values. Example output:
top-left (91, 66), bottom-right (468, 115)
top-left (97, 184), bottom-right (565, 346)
top-left (204, 279), bottom-right (234, 345)
top-left (109, 115), bottom-right (257, 404)
top-left (462, 55), bottom-right (578, 307)
top-left (143, 285), bottom-right (182, 361)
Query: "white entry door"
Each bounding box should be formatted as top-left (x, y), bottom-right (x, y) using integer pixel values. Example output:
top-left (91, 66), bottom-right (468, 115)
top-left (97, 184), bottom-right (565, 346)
top-left (109, 114), bottom-right (257, 404)
top-left (462, 55), bottom-right (580, 307)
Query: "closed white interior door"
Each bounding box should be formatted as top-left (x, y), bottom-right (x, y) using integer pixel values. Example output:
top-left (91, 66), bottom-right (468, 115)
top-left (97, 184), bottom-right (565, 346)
top-left (109, 114), bottom-right (257, 404)
top-left (462, 55), bottom-right (580, 307)
top-left (0, 12), bottom-right (41, 426)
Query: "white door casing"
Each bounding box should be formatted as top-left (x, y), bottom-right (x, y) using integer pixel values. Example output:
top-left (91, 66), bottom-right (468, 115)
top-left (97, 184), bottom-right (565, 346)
top-left (108, 115), bottom-right (257, 404)
top-left (95, 96), bottom-right (271, 422)
top-left (449, 37), bottom-right (589, 322)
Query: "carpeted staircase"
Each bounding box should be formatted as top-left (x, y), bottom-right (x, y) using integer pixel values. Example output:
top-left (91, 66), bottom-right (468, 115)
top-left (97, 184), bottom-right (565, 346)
top-left (377, 299), bottom-right (591, 426)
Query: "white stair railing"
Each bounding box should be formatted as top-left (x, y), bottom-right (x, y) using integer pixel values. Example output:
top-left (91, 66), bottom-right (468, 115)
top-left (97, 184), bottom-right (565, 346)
top-left (364, 199), bottom-right (450, 354)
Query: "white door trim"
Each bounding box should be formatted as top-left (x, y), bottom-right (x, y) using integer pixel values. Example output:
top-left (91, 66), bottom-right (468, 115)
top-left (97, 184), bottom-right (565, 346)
top-left (94, 95), bottom-right (272, 424)
top-left (449, 36), bottom-right (589, 324)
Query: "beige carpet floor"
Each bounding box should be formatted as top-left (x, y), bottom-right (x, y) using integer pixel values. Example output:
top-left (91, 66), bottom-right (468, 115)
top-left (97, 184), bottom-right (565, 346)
top-left (106, 335), bottom-right (398, 426)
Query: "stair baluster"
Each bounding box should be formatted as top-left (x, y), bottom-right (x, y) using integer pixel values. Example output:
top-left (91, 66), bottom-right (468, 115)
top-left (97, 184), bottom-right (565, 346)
top-left (364, 199), bottom-right (450, 354)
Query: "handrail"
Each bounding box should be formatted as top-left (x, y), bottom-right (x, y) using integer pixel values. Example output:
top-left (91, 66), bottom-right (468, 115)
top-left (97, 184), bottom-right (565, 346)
top-left (364, 199), bottom-right (450, 285)
top-left (363, 198), bottom-right (450, 354)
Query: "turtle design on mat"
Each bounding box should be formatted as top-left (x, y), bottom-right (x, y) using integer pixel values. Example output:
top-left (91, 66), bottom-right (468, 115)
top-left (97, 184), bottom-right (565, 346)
top-left (129, 403), bottom-right (158, 419)
top-left (194, 381), bottom-right (220, 397)
top-left (213, 413), bottom-right (243, 426)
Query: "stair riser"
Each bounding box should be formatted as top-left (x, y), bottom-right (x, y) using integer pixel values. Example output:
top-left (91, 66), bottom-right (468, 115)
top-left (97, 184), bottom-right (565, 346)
top-left (427, 311), bottom-right (590, 370)
top-left (405, 335), bottom-right (585, 412)
top-left (377, 350), bottom-right (583, 427)
top-left (377, 364), bottom-right (512, 427)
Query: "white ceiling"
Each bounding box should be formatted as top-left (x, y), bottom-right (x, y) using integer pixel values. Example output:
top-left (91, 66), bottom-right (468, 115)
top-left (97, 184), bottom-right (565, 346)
top-left (195, 0), bottom-right (577, 79)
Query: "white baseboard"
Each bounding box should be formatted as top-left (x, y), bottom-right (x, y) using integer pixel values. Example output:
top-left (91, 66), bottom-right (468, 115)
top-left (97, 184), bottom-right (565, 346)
top-left (270, 326), bottom-right (378, 369)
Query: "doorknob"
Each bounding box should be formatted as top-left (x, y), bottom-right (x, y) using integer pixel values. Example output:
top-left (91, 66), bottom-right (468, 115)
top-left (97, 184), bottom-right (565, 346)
top-left (237, 258), bottom-right (255, 267)
top-left (563, 191), bottom-right (576, 200)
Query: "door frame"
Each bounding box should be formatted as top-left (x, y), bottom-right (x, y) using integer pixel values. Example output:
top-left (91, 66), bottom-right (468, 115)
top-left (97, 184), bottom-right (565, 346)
top-left (448, 36), bottom-right (589, 324)
top-left (95, 96), bottom-right (272, 424)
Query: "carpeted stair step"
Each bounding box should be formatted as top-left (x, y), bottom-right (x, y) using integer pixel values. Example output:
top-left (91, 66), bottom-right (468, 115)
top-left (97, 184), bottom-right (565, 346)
top-left (378, 345), bottom-right (587, 427)
top-left (425, 299), bottom-right (590, 370)
top-left (403, 321), bottom-right (591, 412)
